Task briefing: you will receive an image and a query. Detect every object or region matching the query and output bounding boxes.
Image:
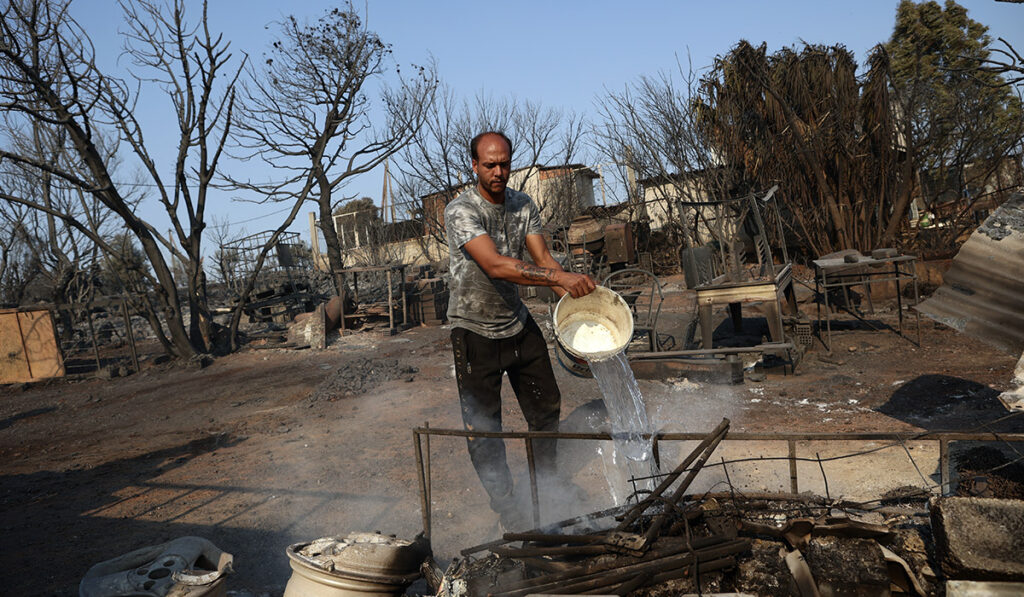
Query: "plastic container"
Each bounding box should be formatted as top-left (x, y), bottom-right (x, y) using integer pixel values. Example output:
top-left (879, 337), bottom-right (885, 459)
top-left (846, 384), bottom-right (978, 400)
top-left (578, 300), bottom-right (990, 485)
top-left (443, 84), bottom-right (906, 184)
top-left (553, 286), bottom-right (634, 362)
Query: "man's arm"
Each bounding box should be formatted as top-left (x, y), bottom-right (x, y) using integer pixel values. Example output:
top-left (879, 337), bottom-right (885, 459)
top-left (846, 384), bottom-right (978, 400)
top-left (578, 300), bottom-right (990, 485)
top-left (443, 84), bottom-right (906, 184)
top-left (463, 233), bottom-right (596, 298)
top-left (525, 234), bottom-right (574, 299)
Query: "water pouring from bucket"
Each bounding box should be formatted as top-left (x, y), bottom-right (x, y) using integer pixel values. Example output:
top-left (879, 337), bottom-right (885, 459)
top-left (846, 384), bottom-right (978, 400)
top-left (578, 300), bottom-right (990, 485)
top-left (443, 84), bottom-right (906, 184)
top-left (554, 287), bottom-right (653, 463)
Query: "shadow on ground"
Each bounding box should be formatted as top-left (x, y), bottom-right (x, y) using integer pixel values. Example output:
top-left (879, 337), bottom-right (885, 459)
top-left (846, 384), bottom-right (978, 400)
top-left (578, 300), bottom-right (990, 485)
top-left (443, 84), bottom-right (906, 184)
top-left (0, 433), bottom-right (380, 596)
top-left (876, 374), bottom-right (1024, 497)
top-left (0, 407), bottom-right (57, 431)
top-left (877, 374), bottom-right (1021, 432)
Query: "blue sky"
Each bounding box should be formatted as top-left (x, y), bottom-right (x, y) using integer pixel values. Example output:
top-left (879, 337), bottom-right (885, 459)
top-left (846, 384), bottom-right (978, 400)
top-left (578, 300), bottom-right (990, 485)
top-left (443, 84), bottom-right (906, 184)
top-left (71, 0), bottom-right (1023, 243)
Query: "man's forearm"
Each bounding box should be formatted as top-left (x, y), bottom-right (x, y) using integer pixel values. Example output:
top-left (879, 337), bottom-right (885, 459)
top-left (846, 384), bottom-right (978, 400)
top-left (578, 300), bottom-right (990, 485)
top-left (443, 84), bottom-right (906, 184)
top-left (526, 254), bottom-right (568, 296)
top-left (515, 262), bottom-right (559, 284)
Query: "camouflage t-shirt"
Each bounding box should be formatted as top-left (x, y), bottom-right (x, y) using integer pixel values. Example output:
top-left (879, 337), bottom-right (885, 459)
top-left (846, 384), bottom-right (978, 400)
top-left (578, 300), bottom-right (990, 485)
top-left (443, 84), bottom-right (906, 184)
top-left (445, 186), bottom-right (543, 339)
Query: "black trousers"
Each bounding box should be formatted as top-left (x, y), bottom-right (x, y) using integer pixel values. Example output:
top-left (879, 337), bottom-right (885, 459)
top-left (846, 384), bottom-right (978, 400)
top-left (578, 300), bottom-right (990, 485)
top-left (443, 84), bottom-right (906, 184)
top-left (451, 317), bottom-right (561, 510)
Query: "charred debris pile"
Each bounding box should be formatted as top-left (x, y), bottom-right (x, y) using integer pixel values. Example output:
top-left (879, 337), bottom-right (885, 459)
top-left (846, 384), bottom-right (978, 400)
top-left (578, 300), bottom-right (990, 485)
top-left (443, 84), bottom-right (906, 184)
top-left (425, 420), bottom-right (979, 597)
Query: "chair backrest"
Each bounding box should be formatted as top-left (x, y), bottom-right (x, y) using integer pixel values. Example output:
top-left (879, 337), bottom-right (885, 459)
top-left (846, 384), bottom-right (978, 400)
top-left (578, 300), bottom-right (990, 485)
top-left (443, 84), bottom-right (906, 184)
top-left (680, 246), bottom-right (716, 289)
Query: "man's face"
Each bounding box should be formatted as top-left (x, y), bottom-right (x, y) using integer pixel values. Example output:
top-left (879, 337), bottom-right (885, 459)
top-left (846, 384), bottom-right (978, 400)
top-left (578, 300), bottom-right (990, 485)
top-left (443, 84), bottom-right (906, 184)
top-left (472, 134), bottom-right (511, 198)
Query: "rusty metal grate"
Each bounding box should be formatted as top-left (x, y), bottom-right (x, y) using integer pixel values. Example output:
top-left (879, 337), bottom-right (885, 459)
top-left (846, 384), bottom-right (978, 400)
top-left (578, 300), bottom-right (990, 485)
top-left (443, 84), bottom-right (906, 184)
top-left (794, 319), bottom-right (813, 350)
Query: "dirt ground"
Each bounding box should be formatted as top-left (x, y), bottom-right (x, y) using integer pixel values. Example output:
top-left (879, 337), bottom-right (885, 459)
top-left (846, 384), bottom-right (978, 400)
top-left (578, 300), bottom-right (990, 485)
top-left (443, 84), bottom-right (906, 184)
top-left (2, 274), bottom-right (1022, 596)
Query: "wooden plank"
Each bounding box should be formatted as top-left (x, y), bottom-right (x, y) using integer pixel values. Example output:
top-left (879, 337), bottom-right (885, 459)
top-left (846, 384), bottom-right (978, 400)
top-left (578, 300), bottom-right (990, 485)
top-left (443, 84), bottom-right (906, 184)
top-left (0, 311), bottom-right (32, 383)
top-left (18, 310), bottom-right (65, 381)
top-left (695, 282), bottom-right (779, 304)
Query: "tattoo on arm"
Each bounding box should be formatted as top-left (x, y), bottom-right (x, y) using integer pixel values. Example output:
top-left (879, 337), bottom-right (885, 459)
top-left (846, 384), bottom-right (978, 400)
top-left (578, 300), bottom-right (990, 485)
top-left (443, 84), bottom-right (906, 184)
top-left (515, 263), bottom-right (556, 283)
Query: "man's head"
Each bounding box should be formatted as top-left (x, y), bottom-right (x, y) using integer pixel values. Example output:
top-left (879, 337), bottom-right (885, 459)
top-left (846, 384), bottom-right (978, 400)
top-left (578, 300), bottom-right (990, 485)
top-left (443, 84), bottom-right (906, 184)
top-left (471, 131), bottom-right (512, 202)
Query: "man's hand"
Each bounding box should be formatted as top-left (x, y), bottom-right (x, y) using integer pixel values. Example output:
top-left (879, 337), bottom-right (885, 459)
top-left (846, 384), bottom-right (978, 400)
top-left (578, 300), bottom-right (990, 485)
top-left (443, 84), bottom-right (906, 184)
top-left (556, 271), bottom-right (597, 298)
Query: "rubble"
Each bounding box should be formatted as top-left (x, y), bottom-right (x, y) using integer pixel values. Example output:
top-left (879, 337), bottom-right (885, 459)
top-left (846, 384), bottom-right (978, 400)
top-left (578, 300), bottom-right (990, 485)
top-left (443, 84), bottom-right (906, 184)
top-left (427, 419), bottom-right (948, 596)
top-left (432, 490), bottom-right (943, 596)
top-left (309, 357), bottom-right (418, 401)
top-left (977, 192), bottom-right (1024, 241)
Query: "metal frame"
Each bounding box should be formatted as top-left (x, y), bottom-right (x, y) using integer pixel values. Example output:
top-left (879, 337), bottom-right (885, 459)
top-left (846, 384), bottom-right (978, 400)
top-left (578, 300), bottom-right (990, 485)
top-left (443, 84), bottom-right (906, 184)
top-left (813, 254), bottom-right (921, 352)
top-left (334, 264), bottom-right (409, 333)
top-left (219, 230), bottom-right (309, 296)
top-left (412, 426), bottom-right (1024, 540)
top-left (53, 297), bottom-right (141, 375)
top-left (601, 268), bottom-right (664, 352)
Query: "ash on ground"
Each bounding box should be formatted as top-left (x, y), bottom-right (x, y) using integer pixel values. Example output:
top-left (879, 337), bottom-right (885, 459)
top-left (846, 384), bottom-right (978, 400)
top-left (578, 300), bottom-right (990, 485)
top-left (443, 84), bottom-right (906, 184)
top-left (977, 192), bottom-right (1024, 241)
top-left (310, 357), bottom-right (418, 401)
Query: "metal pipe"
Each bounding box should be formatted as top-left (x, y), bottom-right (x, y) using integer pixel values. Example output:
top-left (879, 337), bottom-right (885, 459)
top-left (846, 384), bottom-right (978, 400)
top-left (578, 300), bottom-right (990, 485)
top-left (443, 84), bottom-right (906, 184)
top-left (461, 503), bottom-right (635, 556)
top-left (630, 343), bottom-right (795, 359)
top-left (413, 430), bottom-right (430, 539)
top-left (413, 427), bottom-right (1024, 444)
top-left (642, 421), bottom-right (730, 542)
top-left (603, 557), bottom-right (737, 595)
top-left (788, 439), bottom-right (798, 494)
top-left (617, 418), bottom-right (730, 531)
top-left (491, 544), bottom-right (608, 558)
top-left (386, 269), bottom-right (394, 332)
top-left (501, 532), bottom-right (605, 544)
top-left (401, 265), bottom-right (408, 327)
top-left (640, 556), bottom-right (736, 591)
top-left (491, 539), bottom-right (749, 597)
top-left (515, 557), bottom-right (572, 573)
top-left (608, 570), bottom-right (650, 596)
top-left (940, 438), bottom-right (950, 496)
top-left (496, 534), bottom-right (735, 594)
top-left (425, 422), bottom-right (432, 521)
top-left (524, 437), bottom-right (540, 529)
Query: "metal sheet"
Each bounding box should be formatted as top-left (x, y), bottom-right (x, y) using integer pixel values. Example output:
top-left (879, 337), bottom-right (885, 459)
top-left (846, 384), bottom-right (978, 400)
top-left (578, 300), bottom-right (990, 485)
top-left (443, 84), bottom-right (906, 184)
top-left (916, 193), bottom-right (1024, 355)
top-left (0, 308), bottom-right (64, 383)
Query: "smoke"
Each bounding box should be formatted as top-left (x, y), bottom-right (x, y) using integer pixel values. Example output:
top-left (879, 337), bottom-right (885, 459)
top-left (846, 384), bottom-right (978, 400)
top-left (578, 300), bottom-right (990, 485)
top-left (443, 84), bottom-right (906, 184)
top-left (643, 375), bottom-right (792, 496)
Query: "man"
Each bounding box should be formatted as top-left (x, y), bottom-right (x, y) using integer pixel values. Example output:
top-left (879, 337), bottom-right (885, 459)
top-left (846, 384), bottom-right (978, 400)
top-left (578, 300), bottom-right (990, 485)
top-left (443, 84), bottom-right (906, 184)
top-left (445, 131), bottom-right (597, 529)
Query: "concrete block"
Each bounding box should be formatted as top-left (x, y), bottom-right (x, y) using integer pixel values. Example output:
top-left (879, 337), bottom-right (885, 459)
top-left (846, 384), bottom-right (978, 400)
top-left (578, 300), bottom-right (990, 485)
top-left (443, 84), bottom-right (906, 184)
top-left (286, 303), bottom-right (326, 349)
top-left (930, 497), bottom-right (1024, 580)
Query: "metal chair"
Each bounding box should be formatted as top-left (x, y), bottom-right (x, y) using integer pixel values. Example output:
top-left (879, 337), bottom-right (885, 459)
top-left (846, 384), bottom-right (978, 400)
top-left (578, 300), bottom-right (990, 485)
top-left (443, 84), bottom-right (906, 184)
top-left (601, 268), bottom-right (664, 352)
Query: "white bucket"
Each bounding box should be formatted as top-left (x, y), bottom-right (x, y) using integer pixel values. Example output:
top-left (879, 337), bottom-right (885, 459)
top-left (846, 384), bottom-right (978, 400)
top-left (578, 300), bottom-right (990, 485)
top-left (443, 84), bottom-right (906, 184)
top-left (553, 286), bottom-right (634, 361)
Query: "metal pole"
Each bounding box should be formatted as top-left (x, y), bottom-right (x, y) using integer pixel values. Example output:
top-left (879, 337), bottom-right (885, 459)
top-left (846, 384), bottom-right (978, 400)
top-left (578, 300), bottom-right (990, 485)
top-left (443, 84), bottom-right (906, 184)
top-left (86, 306), bottom-right (101, 373)
top-left (386, 269), bottom-right (395, 333)
top-left (525, 437), bottom-right (541, 529)
top-left (414, 427), bottom-right (1024, 444)
top-left (413, 429), bottom-right (431, 539)
top-left (616, 419), bottom-right (730, 532)
top-left (642, 421), bottom-right (729, 542)
top-left (400, 265), bottom-right (408, 328)
top-left (913, 259), bottom-right (922, 346)
top-left (788, 439), bottom-right (798, 494)
top-left (424, 421), bottom-right (431, 525)
top-left (940, 438), bottom-right (950, 496)
top-left (823, 270), bottom-right (833, 352)
top-left (895, 261), bottom-right (904, 337)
